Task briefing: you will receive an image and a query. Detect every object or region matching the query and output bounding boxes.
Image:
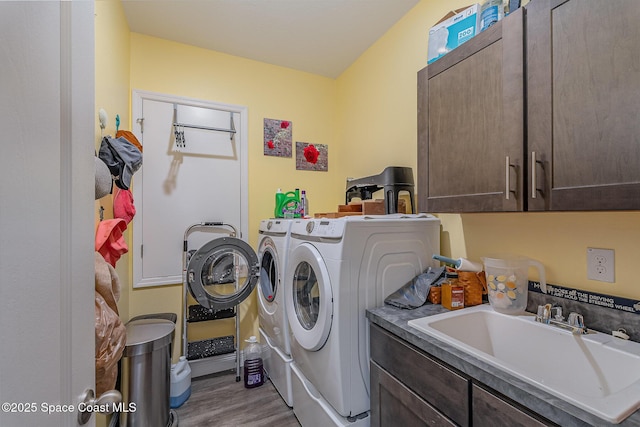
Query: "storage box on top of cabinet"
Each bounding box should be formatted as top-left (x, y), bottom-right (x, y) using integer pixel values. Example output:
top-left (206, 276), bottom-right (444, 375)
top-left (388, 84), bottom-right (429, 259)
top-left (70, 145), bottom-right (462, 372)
top-left (427, 4), bottom-right (481, 64)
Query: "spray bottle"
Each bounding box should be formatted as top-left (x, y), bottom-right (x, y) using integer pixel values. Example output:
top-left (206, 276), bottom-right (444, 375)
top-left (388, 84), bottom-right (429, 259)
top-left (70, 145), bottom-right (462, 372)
top-left (300, 190), bottom-right (308, 217)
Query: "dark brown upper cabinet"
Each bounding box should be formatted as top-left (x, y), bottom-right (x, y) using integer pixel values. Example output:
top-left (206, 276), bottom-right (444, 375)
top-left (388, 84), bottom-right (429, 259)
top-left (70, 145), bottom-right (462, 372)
top-left (418, 1), bottom-right (640, 213)
top-left (418, 8), bottom-right (524, 213)
top-left (527, 0), bottom-right (640, 210)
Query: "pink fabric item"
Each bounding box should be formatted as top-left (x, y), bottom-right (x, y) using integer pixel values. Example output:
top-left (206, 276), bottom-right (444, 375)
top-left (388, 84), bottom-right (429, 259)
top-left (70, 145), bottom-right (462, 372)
top-left (113, 188), bottom-right (136, 224)
top-left (95, 218), bottom-right (128, 267)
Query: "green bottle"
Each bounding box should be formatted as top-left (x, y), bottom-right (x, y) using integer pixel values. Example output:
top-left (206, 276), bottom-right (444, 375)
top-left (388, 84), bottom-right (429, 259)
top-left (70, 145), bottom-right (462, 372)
top-left (274, 189), bottom-right (285, 218)
top-left (274, 188), bottom-right (301, 218)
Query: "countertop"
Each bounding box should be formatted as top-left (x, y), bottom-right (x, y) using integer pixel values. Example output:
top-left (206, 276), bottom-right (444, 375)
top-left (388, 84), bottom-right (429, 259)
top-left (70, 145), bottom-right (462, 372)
top-left (366, 303), bottom-right (640, 427)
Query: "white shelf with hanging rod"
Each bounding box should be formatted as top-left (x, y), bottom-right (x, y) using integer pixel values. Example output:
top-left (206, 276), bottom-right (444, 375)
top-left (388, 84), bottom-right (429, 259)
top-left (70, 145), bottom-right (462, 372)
top-left (173, 104), bottom-right (236, 148)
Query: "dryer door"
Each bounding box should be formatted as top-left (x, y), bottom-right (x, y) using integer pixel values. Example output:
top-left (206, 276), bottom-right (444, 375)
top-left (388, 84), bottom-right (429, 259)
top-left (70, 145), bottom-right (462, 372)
top-left (257, 237), bottom-right (278, 311)
top-left (186, 237), bottom-right (260, 310)
top-left (286, 242), bottom-right (333, 351)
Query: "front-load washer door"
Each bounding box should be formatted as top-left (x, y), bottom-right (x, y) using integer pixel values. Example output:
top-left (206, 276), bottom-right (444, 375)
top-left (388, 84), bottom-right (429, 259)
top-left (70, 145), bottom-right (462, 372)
top-left (258, 238), bottom-right (278, 311)
top-left (286, 242), bottom-right (332, 351)
top-left (187, 237), bottom-right (260, 310)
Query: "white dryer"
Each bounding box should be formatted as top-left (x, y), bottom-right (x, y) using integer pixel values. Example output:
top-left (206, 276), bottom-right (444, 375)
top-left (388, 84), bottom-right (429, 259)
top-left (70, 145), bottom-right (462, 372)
top-left (285, 214), bottom-right (440, 426)
top-left (257, 219), bottom-right (293, 406)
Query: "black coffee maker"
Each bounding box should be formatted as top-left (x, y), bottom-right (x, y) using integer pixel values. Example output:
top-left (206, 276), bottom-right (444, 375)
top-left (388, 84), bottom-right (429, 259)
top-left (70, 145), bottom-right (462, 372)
top-left (345, 166), bottom-right (415, 214)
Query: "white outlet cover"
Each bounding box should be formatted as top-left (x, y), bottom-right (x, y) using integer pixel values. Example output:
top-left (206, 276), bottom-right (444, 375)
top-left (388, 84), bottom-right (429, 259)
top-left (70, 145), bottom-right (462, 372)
top-left (587, 248), bottom-right (615, 283)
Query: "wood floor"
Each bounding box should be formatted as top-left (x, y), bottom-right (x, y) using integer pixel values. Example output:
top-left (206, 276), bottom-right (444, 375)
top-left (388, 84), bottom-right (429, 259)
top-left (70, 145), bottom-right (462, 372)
top-left (175, 370), bottom-right (301, 427)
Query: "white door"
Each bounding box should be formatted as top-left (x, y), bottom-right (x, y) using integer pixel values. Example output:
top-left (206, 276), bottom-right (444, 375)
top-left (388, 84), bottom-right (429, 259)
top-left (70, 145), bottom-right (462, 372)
top-left (131, 91), bottom-right (248, 288)
top-left (0, 2), bottom-right (96, 426)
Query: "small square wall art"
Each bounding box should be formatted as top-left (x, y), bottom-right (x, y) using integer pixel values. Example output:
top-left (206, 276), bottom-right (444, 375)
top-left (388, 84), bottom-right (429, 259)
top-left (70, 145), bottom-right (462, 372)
top-left (296, 142), bottom-right (328, 171)
top-left (264, 118), bottom-right (292, 157)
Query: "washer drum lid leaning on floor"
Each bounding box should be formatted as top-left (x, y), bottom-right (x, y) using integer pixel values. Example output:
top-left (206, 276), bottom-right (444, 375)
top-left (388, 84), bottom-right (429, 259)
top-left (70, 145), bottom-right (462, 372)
top-left (186, 237), bottom-right (260, 310)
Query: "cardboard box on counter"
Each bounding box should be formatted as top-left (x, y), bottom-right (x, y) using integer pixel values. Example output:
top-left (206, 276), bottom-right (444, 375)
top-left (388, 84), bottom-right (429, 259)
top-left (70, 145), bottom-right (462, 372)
top-left (338, 203), bottom-right (363, 213)
top-left (314, 212), bottom-right (362, 219)
top-left (361, 199), bottom-right (406, 215)
top-left (427, 4), bottom-right (480, 64)
top-left (317, 199), bottom-right (407, 218)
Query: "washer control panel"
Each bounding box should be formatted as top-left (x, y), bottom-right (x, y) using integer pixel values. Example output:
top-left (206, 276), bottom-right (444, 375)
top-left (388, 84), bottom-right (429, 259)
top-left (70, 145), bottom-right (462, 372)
top-left (291, 218), bottom-right (345, 239)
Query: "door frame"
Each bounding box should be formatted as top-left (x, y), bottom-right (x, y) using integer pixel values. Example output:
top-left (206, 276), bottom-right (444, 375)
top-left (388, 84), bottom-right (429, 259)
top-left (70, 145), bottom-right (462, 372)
top-left (130, 90), bottom-right (249, 288)
top-left (0, 1), bottom-right (95, 426)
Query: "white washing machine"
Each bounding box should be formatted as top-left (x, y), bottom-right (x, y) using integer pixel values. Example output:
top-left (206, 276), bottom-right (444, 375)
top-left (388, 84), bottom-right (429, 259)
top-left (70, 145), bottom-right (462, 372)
top-left (285, 214), bottom-right (440, 426)
top-left (257, 219), bottom-right (293, 407)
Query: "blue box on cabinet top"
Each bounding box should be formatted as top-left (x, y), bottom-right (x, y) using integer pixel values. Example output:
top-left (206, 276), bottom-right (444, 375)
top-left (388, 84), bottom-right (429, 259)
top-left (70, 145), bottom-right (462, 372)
top-left (427, 4), bottom-right (480, 64)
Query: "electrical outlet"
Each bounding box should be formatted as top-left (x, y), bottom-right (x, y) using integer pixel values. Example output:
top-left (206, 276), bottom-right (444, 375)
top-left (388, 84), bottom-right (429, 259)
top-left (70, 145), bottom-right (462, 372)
top-left (587, 248), bottom-right (615, 283)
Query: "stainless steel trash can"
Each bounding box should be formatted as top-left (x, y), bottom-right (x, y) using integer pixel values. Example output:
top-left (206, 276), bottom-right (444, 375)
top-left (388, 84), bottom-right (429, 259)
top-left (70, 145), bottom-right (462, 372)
top-left (121, 318), bottom-right (176, 427)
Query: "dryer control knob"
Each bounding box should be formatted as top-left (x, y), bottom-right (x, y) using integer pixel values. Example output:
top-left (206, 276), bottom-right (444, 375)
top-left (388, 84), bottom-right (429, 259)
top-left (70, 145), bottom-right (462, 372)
top-left (306, 221), bottom-right (315, 234)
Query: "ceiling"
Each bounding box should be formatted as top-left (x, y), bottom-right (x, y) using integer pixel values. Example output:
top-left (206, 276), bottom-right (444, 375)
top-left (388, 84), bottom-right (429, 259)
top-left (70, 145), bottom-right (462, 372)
top-left (121, 0), bottom-right (420, 78)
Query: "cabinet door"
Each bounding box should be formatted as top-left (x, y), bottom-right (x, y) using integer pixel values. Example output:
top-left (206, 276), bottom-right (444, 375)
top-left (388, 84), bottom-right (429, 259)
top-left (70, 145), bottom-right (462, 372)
top-left (370, 361), bottom-right (456, 427)
top-left (527, 0), bottom-right (640, 210)
top-left (418, 9), bottom-right (524, 212)
top-left (370, 325), bottom-right (469, 426)
top-left (472, 384), bottom-right (553, 427)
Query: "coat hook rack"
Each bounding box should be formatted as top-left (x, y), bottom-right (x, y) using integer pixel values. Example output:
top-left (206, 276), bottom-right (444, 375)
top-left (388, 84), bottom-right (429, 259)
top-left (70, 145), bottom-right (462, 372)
top-left (99, 108), bottom-right (108, 138)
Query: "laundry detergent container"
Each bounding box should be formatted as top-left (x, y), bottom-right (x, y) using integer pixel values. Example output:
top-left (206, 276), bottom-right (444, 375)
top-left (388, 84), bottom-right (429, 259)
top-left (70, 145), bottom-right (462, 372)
top-left (170, 356), bottom-right (192, 408)
top-left (121, 318), bottom-right (177, 427)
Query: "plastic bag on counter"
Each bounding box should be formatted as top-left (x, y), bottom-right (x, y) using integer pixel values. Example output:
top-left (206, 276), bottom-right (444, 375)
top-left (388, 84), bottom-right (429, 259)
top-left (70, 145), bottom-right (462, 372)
top-left (384, 266), bottom-right (446, 309)
top-left (95, 291), bottom-right (126, 396)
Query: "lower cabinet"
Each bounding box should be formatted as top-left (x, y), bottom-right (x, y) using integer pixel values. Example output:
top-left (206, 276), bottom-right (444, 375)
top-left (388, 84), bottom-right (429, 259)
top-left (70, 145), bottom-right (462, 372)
top-left (370, 324), bottom-right (553, 427)
top-left (370, 361), bottom-right (456, 427)
top-left (472, 384), bottom-right (552, 427)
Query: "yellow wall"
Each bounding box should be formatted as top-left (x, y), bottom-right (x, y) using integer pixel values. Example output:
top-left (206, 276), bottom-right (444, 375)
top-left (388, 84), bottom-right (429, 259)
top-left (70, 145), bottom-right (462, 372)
top-left (94, 1), bottom-right (132, 323)
top-left (460, 212), bottom-right (640, 299)
top-left (336, 0), bottom-right (473, 179)
top-left (94, 4), bottom-right (131, 426)
top-left (125, 33), bottom-right (344, 354)
top-left (128, 32), bottom-right (343, 231)
top-left (96, 0), bottom-right (640, 372)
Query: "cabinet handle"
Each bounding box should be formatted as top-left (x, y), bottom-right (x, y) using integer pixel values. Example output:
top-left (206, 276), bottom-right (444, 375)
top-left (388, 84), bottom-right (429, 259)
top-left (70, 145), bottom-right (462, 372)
top-left (531, 151), bottom-right (543, 199)
top-left (532, 151), bottom-right (537, 199)
top-left (505, 156), bottom-right (512, 200)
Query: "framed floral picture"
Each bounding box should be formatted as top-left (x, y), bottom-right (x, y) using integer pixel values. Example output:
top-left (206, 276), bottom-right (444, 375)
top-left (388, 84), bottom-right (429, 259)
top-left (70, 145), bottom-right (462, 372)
top-left (296, 142), bottom-right (328, 171)
top-left (264, 118), bottom-right (292, 157)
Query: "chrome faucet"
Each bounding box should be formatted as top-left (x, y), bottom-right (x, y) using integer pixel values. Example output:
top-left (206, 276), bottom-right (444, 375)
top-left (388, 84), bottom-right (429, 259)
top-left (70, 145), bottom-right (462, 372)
top-left (535, 303), bottom-right (588, 334)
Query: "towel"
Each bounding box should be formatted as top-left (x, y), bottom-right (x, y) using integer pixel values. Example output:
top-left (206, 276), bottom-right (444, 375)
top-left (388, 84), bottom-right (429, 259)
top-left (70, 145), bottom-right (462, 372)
top-left (384, 266), bottom-right (446, 309)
